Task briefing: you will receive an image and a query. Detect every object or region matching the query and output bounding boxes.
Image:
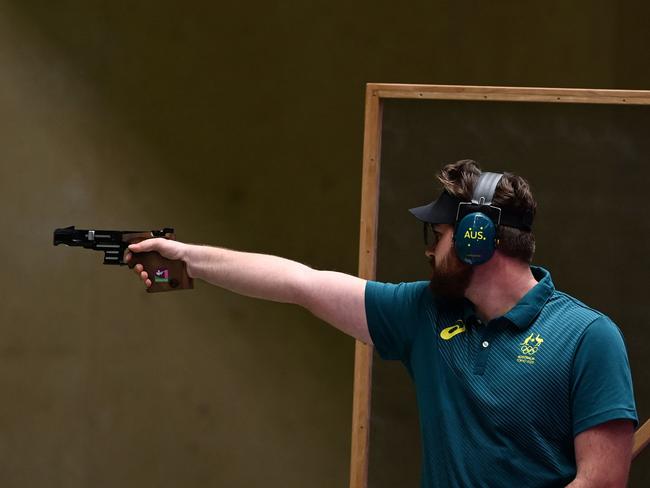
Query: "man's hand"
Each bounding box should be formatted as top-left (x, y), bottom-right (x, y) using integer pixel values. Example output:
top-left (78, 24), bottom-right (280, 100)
top-left (125, 238), bottom-right (189, 289)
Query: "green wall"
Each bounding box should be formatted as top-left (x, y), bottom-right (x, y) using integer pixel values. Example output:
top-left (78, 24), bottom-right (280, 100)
top-left (0, 1), bottom-right (648, 486)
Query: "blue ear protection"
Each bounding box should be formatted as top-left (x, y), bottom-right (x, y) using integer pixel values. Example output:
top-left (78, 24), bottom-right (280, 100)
top-left (453, 172), bottom-right (503, 265)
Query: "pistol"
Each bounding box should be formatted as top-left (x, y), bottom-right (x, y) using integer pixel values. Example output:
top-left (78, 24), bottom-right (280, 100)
top-left (53, 226), bottom-right (193, 293)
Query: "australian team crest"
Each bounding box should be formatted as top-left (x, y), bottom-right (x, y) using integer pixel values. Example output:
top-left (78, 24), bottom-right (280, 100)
top-left (517, 333), bottom-right (544, 365)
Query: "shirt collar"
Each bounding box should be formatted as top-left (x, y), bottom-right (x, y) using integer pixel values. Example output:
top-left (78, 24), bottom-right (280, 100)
top-left (462, 266), bottom-right (555, 330)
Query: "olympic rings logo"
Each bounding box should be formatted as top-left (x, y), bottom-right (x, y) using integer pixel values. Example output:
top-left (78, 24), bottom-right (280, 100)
top-left (520, 345), bottom-right (539, 355)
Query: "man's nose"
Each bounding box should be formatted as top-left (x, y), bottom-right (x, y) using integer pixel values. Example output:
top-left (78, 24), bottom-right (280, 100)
top-left (425, 247), bottom-right (435, 260)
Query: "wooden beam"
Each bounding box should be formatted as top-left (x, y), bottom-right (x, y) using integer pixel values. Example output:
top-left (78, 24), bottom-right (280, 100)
top-left (367, 83), bottom-right (650, 105)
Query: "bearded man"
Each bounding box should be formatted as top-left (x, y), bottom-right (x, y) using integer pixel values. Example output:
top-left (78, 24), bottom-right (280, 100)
top-left (127, 159), bottom-right (637, 487)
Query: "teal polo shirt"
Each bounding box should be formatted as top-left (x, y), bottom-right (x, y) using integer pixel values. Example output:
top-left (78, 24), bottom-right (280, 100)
top-left (365, 266), bottom-right (637, 488)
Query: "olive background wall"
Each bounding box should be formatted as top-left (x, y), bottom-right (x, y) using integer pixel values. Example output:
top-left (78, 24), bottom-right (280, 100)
top-left (0, 1), bottom-right (648, 487)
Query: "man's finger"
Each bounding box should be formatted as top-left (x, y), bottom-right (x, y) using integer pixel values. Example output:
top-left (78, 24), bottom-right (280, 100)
top-left (128, 242), bottom-right (144, 252)
top-left (128, 239), bottom-right (160, 253)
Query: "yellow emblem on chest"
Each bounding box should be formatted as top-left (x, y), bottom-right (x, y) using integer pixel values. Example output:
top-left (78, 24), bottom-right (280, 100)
top-left (517, 332), bottom-right (545, 364)
top-left (440, 320), bottom-right (467, 340)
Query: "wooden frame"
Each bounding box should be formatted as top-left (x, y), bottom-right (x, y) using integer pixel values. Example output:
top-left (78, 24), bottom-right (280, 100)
top-left (350, 83), bottom-right (650, 488)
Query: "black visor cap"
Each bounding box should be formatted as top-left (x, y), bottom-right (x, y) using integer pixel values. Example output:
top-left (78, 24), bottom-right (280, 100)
top-left (408, 190), bottom-right (460, 224)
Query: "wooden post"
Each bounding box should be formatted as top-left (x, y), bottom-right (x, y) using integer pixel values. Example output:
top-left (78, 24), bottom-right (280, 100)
top-left (349, 86), bottom-right (382, 488)
top-left (633, 419), bottom-right (650, 458)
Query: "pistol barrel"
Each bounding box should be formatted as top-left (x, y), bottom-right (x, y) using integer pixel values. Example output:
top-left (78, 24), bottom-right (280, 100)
top-left (53, 226), bottom-right (176, 264)
top-left (53, 226), bottom-right (91, 246)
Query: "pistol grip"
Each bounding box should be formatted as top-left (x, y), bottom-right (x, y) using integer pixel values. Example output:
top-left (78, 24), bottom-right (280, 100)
top-left (128, 251), bottom-right (193, 293)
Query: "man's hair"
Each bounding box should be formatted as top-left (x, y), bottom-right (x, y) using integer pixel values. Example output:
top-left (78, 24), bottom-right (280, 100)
top-left (437, 159), bottom-right (537, 263)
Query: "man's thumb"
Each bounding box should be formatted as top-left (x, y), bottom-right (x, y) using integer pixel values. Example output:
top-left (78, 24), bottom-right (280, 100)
top-left (128, 239), bottom-right (159, 252)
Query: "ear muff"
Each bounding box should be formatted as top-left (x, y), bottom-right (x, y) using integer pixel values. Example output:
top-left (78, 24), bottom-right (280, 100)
top-left (452, 171), bottom-right (503, 265)
top-left (454, 210), bottom-right (498, 265)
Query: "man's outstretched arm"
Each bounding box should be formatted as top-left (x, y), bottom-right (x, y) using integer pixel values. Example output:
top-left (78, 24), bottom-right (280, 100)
top-left (126, 238), bottom-right (372, 344)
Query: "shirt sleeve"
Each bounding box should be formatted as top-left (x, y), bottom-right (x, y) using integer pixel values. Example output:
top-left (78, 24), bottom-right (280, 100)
top-left (365, 281), bottom-right (428, 361)
top-left (571, 315), bottom-right (638, 436)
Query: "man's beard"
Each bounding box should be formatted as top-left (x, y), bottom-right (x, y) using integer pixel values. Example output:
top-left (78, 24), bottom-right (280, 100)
top-left (429, 249), bottom-right (473, 302)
